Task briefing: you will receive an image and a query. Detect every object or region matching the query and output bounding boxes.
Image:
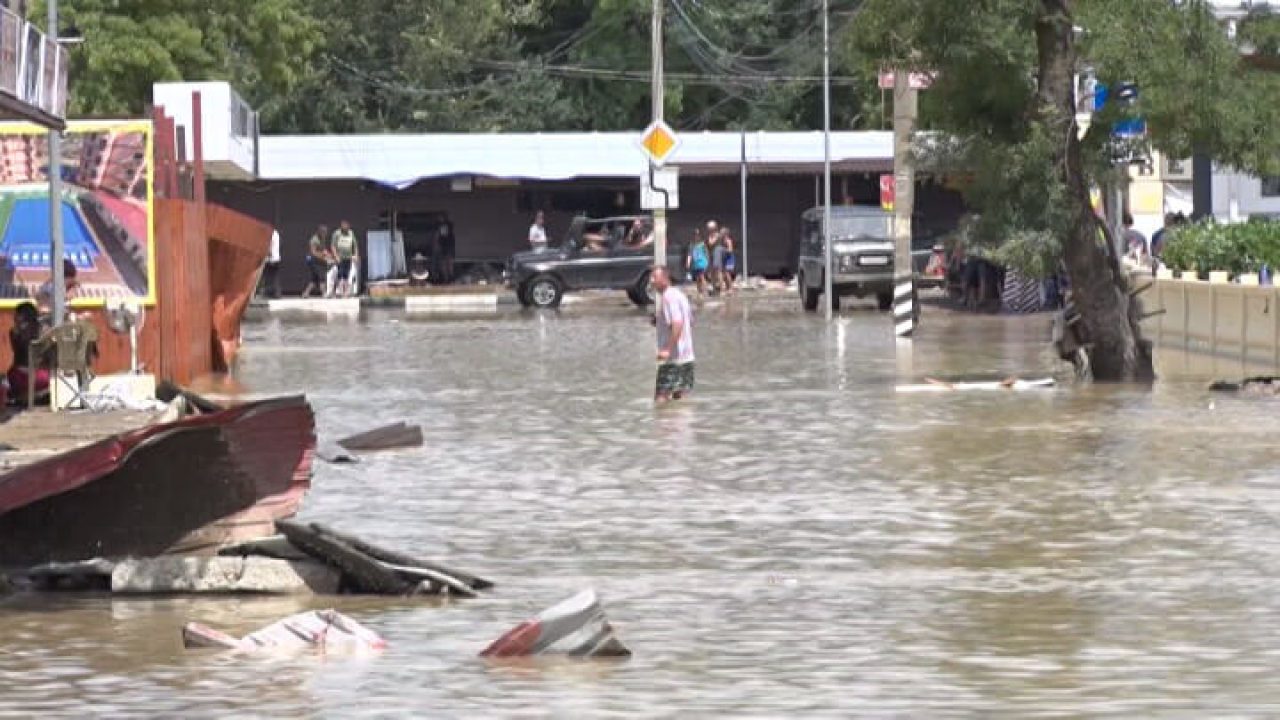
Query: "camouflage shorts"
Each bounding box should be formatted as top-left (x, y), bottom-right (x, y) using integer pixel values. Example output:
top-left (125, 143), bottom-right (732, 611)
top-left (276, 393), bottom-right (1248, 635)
top-left (655, 361), bottom-right (695, 396)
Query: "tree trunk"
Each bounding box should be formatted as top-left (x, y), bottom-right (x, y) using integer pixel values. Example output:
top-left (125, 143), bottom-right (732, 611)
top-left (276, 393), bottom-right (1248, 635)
top-left (1036, 0), bottom-right (1154, 382)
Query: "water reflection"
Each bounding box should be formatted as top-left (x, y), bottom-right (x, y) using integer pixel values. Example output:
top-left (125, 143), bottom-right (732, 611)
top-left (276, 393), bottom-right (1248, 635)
top-left (5, 300), bottom-right (1280, 716)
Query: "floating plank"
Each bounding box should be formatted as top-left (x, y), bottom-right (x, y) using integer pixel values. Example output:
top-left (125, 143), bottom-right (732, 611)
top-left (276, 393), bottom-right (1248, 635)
top-left (336, 422), bottom-right (424, 452)
top-left (277, 520), bottom-right (413, 595)
top-left (310, 522), bottom-right (493, 591)
top-left (1210, 377), bottom-right (1279, 393)
top-left (381, 562), bottom-right (477, 598)
top-left (216, 535), bottom-right (313, 562)
top-left (895, 377), bottom-right (1057, 394)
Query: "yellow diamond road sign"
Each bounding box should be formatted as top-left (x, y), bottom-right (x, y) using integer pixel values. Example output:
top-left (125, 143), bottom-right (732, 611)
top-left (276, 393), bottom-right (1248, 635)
top-left (639, 120), bottom-right (680, 166)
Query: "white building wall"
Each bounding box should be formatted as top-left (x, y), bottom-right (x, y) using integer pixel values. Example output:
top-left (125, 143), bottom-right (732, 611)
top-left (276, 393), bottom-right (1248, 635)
top-left (1213, 169), bottom-right (1280, 220)
top-left (151, 81), bottom-right (256, 179)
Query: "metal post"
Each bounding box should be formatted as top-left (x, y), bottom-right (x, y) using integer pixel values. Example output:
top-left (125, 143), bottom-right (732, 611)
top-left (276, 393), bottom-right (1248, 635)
top-left (47, 0), bottom-right (63, 325)
top-left (822, 0), bottom-right (833, 322)
top-left (193, 91), bottom-right (205, 205)
top-left (892, 69), bottom-right (919, 337)
top-left (651, 0), bottom-right (666, 268)
top-left (1192, 151), bottom-right (1213, 221)
top-left (739, 128), bottom-right (748, 281)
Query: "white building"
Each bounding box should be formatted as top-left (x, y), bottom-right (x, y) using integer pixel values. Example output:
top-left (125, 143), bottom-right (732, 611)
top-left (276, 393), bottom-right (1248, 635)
top-left (1205, 0), bottom-right (1280, 221)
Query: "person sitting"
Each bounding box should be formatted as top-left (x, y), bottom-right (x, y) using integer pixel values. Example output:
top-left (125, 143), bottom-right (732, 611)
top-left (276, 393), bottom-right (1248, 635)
top-left (35, 259), bottom-right (80, 317)
top-left (7, 302), bottom-right (50, 405)
top-left (625, 219), bottom-right (654, 248)
top-left (582, 224), bottom-right (609, 252)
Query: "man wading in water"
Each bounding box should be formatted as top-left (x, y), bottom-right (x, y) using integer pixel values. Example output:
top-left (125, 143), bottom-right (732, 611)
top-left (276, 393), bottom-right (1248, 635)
top-left (651, 265), bottom-right (695, 403)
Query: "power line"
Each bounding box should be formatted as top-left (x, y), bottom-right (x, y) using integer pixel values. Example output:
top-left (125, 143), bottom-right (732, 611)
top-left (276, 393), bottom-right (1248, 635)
top-left (475, 59), bottom-right (867, 87)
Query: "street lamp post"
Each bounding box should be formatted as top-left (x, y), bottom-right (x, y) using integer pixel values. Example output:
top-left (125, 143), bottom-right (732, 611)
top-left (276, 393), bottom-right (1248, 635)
top-left (48, 0), bottom-right (64, 325)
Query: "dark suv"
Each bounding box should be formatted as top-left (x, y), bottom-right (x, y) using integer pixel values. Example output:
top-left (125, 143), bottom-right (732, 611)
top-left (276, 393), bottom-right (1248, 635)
top-left (508, 215), bottom-right (686, 309)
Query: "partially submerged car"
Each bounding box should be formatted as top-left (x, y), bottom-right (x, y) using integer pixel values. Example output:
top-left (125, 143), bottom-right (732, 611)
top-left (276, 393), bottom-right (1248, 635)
top-left (507, 214), bottom-right (685, 309)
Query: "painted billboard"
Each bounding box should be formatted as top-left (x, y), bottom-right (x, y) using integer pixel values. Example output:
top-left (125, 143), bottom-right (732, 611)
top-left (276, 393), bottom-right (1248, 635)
top-left (0, 120), bottom-right (154, 308)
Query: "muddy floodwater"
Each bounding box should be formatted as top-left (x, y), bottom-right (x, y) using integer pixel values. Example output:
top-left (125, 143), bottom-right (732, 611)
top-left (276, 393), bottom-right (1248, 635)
top-left (3, 297), bottom-right (1279, 717)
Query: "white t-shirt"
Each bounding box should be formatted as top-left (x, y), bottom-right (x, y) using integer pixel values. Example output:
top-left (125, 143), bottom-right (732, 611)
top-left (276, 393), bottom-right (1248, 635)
top-left (657, 287), bottom-right (695, 364)
top-left (529, 223), bottom-right (547, 247)
top-left (269, 230), bottom-right (281, 263)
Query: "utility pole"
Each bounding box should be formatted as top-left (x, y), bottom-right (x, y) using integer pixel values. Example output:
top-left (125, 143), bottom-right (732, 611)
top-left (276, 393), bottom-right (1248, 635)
top-left (891, 69), bottom-right (918, 337)
top-left (651, 0), bottom-right (666, 268)
top-left (739, 129), bottom-right (748, 281)
top-left (48, 0), bottom-right (64, 325)
top-left (822, 0), bottom-right (833, 322)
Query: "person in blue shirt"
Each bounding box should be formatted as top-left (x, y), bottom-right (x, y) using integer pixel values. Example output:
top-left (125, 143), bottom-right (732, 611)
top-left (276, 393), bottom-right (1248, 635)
top-left (685, 228), bottom-right (709, 297)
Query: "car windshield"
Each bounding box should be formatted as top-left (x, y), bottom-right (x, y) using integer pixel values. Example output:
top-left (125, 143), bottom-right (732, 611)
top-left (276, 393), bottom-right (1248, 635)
top-left (830, 215), bottom-right (891, 239)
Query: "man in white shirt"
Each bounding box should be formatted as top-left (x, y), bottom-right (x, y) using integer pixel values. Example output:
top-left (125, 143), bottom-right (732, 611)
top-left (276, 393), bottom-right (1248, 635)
top-left (529, 211), bottom-right (548, 251)
top-left (262, 228), bottom-right (282, 298)
top-left (652, 265), bottom-right (695, 403)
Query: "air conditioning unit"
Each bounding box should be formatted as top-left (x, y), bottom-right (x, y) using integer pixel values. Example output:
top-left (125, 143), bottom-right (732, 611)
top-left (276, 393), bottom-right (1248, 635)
top-left (1162, 156), bottom-right (1193, 182)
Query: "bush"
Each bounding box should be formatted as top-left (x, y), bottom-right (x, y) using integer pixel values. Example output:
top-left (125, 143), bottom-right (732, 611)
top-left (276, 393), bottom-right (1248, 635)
top-left (1161, 219), bottom-right (1280, 276)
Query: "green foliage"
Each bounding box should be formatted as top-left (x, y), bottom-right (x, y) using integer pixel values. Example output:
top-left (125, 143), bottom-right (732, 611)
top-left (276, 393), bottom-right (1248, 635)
top-left (31, 0), bottom-right (319, 119)
top-left (1240, 10), bottom-right (1280, 58)
top-left (851, 0), bottom-right (1280, 272)
top-left (38, 0), bottom-right (881, 133)
top-left (990, 230), bottom-right (1064, 280)
top-left (1078, 0), bottom-right (1280, 176)
top-left (1161, 219), bottom-right (1280, 275)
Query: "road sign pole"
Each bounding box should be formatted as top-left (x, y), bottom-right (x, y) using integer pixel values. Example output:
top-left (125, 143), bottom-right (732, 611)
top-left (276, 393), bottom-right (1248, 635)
top-left (651, 0), bottom-right (666, 269)
top-left (892, 69), bottom-right (918, 338)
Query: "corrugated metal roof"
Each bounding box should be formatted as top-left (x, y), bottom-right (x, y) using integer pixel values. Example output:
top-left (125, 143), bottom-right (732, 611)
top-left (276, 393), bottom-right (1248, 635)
top-left (258, 131), bottom-right (893, 188)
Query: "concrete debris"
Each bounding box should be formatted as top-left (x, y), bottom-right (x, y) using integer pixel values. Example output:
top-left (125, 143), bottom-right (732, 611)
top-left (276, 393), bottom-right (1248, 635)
top-left (18, 558), bottom-right (117, 592)
top-left (183, 609), bottom-right (386, 654)
top-left (481, 589), bottom-right (631, 659)
top-left (111, 556), bottom-right (341, 595)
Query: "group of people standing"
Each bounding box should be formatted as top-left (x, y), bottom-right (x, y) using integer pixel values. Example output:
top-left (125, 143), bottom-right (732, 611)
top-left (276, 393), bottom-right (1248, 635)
top-left (302, 220), bottom-right (361, 298)
top-left (686, 220), bottom-right (737, 297)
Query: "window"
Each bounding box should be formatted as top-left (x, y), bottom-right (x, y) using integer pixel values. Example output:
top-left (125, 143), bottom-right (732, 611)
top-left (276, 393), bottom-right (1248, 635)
top-left (1262, 176), bottom-right (1280, 198)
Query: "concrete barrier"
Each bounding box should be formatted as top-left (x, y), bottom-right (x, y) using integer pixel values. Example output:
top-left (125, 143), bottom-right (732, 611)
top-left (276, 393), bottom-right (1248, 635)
top-left (267, 298), bottom-right (360, 314)
top-left (111, 557), bottom-right (341, 595)
top-left (404, 293), bottom-right (499, 312)
top-left (1144, 277), bottom-right (1280, 370)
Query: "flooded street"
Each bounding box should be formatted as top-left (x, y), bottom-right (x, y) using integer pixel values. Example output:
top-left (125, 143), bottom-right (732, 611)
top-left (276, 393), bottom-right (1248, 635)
top-left (4, 297), bottom-right (1280, 717)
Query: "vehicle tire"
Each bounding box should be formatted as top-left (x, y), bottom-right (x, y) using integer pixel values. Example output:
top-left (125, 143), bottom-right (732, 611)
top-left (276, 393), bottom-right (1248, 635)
top-left (516, 284), bottom-right (532, 308)
top-left (628, 271), bottom-right (653, 307)
top-left (800, 273), bottom-right (819, 312)
top-left (527, 275), bottom-right (563, 309)
top-left (877, 291), bottom-right (893, 311)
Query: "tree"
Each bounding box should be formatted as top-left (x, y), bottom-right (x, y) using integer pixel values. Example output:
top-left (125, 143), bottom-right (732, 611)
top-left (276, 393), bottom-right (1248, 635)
top-left (31, 0), bottom-right (319, 120)
top-left (852, 0), bottom-right (1280, 381)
